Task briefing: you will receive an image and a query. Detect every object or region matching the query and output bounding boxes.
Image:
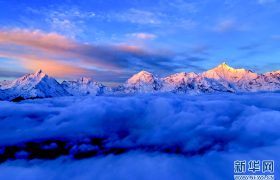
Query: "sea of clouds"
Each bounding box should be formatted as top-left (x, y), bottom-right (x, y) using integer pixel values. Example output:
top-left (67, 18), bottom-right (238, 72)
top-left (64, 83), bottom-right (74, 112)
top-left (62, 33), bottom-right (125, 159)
top-left (0, 92), bottom-right (279, 179)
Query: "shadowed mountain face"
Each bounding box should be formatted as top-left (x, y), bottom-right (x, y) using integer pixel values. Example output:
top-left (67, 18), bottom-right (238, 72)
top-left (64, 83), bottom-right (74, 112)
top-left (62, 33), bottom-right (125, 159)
top-left (1, 63), bottom-right (280, 101)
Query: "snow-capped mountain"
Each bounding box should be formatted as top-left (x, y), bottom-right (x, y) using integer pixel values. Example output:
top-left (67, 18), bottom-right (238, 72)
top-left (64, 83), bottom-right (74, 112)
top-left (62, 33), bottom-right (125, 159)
top-left (117, 71), bottom-right (163, 93)
top-left (0, 70), bottom-right (69, 100)
top-left (61, 78), bottom-right (113, 96)
top-left (197, 63), bottom-right (280, 92)
top-left (1, 63), bottom-right (280, 101)
top-left (200, 63), bottom-right (263, 92)
top-left (161, 72), bottom-right (234, 94)
top-left (161, 72), bottom-right (198, 93)
top-left (234, 74), bottom-right (274, 92)
top-left (265, 70), bottom-right (280, 77)
top-left (118, 63), bottom-right (280, 94)
top-left (117, 65), bottom-right (235, 94)
top-left (201, 62), bottom-right (249, 82)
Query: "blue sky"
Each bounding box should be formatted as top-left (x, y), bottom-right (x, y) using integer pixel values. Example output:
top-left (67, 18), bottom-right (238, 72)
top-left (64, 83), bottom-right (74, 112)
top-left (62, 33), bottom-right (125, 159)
top-left (0, 0), bottom-right (280, 86)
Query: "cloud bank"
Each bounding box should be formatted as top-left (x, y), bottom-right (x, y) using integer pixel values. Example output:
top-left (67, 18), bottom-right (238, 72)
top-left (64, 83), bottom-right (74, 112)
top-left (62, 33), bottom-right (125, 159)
top-left (0, 93), bottom-right (280, 150)
top-left (0, 92), bottom-right (279, 179)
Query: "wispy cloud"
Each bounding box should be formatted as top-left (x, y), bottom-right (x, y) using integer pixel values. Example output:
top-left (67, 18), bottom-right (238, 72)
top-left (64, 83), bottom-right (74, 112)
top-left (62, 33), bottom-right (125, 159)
top-left (24, 4), bottom-right (197, 36)
top-left (25, 6), bottom-right (96, 37)
top-left (46, 18), bottom-right (83, 38)
top-left (26, 6), bottom-right (96, 19)
top-left (105, 8), bottom-right (196, 30)
top-left (109, 8), bottom-right (162, 25)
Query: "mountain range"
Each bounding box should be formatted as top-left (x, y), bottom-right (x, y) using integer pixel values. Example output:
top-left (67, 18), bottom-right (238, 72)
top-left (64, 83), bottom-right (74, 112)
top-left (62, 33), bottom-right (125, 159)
top-left (1, 63), bottom-right (280, 101)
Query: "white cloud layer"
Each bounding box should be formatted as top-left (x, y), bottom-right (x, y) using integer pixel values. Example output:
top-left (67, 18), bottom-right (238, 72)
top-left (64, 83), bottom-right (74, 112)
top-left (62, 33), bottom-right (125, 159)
top-left (0, 92), bottom-right (279, 179)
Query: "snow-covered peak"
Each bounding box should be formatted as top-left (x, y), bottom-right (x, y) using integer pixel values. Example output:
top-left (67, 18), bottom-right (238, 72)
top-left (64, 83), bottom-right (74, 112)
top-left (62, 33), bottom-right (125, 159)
top-left (273, 70), bottom-right (280, 74)
top-left (80, 77), bottom-right (92, 82)
top-left (12, 70), bottom-right (47, 88)
top-left (187, 72), bottom-right (197, 78)
top-left (61, 78), bottom-right (113, 96)
top-left (35, 69), bottom-right (43, 75)
top-left (72, 78), bottom-right (95, 84)
top-left (265, 70), bottom-right (280, 77)
top-left (138, 70), bottom-right (152, 75)
top-left (163, 72), bottom-right (197, 84)
top-left (201, 63), bottom-right (249, 82)
top-left (2, 62), bottom-right (280, 100)
top-left (213, 62), bottom-right (245, 73)
top-left (119, 71), bottom-right (162, 93)
top-left (217, 62), bottom-right (228, 68)
top-left (134, 70), bottom-right (153, 77)
top-left (172, 72), bottom-right (197, 78)
top-left (32, 69), bottom-right (46, 79)
top-left (126, 71), bottom-right (155, 84)
top-left (0, 70), bottom-right (69, 100)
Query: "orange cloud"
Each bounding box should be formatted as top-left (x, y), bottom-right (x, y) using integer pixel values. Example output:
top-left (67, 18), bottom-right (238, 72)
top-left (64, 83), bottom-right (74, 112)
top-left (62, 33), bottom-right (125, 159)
top-left (0, 52), bottom-right (91, 78)
top-left (0, 29), bottom-right (154, 70)
top-left (0, 29), bottom-right (75, 54)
